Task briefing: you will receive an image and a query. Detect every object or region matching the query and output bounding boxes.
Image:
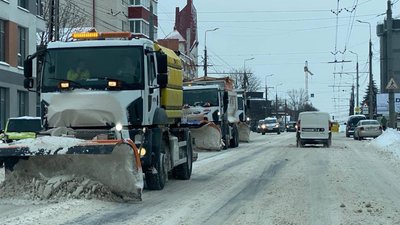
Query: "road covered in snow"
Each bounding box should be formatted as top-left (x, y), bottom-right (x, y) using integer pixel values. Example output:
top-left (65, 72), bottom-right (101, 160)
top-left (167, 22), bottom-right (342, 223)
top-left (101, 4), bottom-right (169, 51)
top-left (1, 130), bottom-right (400, 225)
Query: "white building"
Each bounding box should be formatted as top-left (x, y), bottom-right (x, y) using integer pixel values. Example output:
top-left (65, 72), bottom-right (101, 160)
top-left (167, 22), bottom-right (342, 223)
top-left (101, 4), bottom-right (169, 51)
top-left (0, 0), bottom-right (46, 129)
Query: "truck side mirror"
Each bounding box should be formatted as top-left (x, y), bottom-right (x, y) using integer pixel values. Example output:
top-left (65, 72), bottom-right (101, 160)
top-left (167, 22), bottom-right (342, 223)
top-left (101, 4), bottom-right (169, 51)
top-left (24, 57), bottom-right (33, 78)
top-left (24, 78), bottom-right (34, 89)
top-left (156, 53), bottom-right (168, 74)
top-left (157, 74), bottom-right (168, 88)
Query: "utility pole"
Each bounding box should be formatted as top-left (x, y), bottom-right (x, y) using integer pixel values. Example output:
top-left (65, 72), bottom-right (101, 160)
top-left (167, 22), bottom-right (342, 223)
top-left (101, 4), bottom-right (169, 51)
top-left (349, 51), bottom-right (360, 111)
top-left (369, 29), bottom-right (374, 119)
top-left (204, 28), bottom-right (219, 77)
top-left (387, 1), bottom-right (396, 128)
top-left (304, 61), bottom-right (314, 103)
top-left (54, 0), bottom-right (60, 41)
top-left (48, 0), bottom-right (55, 42)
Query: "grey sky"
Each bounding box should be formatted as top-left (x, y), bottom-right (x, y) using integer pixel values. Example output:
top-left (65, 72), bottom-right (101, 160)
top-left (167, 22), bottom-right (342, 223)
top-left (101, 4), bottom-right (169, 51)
top-left (158, 0), bottom-right (390, 120)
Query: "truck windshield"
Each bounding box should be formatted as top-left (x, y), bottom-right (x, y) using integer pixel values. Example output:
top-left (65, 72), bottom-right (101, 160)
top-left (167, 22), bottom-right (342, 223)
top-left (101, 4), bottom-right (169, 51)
top-left (7, 119), bottom-right (42, 132)
top-left (41, 46), bottom-right (144, 92)
top-left (184, 89), bottom-right (219, 107)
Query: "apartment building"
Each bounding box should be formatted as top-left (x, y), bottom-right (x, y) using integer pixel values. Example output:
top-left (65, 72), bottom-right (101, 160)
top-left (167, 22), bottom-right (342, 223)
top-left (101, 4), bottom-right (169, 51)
top-left (0, 0), bottom-right (46, 129)
top-left (68, 0), bottom-right (157, 38)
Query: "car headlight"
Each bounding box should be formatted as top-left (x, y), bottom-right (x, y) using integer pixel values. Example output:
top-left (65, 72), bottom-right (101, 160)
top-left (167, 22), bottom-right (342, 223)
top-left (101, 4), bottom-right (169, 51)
top-left (261, 125), bottom-right (266, 129)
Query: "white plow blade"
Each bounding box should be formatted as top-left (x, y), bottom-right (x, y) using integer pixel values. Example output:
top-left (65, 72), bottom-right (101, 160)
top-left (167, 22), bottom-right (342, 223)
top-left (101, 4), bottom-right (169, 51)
top-left (7, 142), bottom-right (143, 201)
top-left (190, 123), bottom-right (222, 150)
top-left (238, 122), bottom-right (251, 142)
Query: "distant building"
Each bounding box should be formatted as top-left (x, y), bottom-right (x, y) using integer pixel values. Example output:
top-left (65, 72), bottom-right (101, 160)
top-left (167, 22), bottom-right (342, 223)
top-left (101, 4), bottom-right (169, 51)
top-left (377, 19), bottom-right (400, 94)
top-left (0, 0), bottom-right (46, 128)
top-left (174, 0), bottom-right (198, 77)
top-left (63, 0), bottom-right (158, 39)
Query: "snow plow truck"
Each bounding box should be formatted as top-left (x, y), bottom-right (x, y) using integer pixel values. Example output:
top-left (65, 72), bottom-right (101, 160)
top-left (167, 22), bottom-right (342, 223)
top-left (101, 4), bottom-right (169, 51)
top-left (0, 31), bottom-right (193, 200)
top-left (182, 77), bottom-right (246, 150)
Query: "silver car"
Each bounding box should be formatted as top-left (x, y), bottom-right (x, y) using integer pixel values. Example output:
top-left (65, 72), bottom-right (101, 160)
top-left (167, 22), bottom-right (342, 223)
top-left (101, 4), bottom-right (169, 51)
top-left (353, 119), bottom-right (383, 140)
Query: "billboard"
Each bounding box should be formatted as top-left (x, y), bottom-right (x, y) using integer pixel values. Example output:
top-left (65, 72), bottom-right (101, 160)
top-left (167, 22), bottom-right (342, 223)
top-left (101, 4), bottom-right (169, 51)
top-left (376, 93), bottom-right (400, 115)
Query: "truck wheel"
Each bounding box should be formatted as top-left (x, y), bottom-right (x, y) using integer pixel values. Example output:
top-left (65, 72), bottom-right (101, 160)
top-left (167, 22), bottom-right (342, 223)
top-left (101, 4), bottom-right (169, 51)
top-left (173, 132), bottom-right (193, 180)
top-left (229, 124), bottom-right (239, 148)
top-left (262, 132), bottom-right (265, 135)
top-left (146, 152), bottom-right (167, 190)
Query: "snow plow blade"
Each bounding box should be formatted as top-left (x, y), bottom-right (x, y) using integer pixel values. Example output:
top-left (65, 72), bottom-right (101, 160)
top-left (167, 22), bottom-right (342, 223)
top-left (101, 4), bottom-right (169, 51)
top-left (190, 122), bottom-right (222, 150)
top-left (0, 137), bottom-right (143, 201)
top-left (238, 122), bottom-right (250, 142)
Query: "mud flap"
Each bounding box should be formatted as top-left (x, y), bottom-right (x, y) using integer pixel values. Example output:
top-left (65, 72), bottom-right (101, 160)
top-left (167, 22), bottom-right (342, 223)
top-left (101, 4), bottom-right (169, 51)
top-left (190, 123), bottom-right (222, 150)
top-left (238, 122), bottom-right (250, 142)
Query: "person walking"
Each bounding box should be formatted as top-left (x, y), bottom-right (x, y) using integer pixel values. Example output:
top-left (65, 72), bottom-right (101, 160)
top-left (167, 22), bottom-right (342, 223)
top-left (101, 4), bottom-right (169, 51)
top-left (381, 116), bottom-right (387, 131)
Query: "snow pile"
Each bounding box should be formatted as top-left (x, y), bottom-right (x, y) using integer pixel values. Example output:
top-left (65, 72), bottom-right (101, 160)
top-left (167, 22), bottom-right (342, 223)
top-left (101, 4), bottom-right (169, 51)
top-left (371, 128), bottom-right (400, 158)
top-left (0, 173), bottom-right (131, 202)
top-left (13, 136), bottom-right (84, 154)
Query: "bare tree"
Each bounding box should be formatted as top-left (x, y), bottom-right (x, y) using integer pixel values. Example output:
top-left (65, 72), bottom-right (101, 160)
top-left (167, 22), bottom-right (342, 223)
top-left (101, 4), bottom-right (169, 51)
top-left (38, 0), bottom-right (88, 46)
top-left (287, 88), bottom-right (307, 111)
top-left (228, 68), bottom-right (261, 92)
top-left (287, 88), bottom-right (318, 119)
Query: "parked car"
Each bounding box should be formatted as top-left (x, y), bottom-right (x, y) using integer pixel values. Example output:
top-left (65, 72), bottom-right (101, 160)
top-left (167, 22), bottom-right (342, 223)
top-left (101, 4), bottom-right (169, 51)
top-left (353, 119), bottom-right (383, 140)
top-left (296, 111), bottom-right (331, 148)
top-left (345, 115), bottom-right (366, 137)
top-left (1, 117), bottom-right (42, 143)
top-left (257, 118), bottom-right (280, 135)
top-left (286, 121), bottom-right (297, 132)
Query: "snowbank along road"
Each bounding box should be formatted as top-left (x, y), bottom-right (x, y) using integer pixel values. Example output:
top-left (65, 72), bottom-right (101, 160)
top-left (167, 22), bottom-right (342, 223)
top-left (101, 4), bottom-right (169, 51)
top-left (1, 131), bottom-right (400, 225)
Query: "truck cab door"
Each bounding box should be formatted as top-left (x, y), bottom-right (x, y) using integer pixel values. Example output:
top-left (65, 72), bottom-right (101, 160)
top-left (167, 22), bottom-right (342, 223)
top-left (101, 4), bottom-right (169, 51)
top-left (146, 51), bottom-right (159, 124)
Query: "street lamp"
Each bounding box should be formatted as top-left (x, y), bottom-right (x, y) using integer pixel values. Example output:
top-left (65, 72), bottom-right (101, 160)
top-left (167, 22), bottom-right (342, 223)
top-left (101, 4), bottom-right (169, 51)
top-left (275, 83), bottom-right (283, 119)
top-left (349, 51), bottom-right (359, 111)
top-left (204, 28), bottom-right (219, 77)
top-left (243, 57), bottom-right (255, 91)
top-left (357, 20), bottom-right (373, 119)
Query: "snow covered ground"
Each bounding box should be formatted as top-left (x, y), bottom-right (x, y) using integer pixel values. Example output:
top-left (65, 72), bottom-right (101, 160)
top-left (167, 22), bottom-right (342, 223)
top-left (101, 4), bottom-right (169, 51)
top-left (371, 128), bottom-right (400, 158)
top-left (0, 131), bottom-right (400, 224)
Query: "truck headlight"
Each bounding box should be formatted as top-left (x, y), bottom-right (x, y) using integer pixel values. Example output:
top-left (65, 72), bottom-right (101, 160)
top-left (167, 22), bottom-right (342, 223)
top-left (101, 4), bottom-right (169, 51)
top-left (115, 123), bottom-right (123, 131)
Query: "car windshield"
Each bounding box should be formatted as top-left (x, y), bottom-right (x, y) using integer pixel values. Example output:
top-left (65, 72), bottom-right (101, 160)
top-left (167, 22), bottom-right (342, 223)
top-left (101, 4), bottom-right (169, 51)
top-left (41, 46), bottom-right (144, 92)
top-left (265, 119), bottom-right (277, 123)
top-left (183, 88), bottom-right (219, 106)
top-left (349, 117), bottom-right (366, 126)
top-left (7, 119), bottom-right (41, 132)
top-left (361, 120), bottom-right (380, 125)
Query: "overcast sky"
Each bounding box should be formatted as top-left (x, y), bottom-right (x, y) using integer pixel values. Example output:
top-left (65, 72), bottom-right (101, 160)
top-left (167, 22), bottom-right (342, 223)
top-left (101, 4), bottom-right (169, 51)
top-left (158, 0), bottom-right (392, 121)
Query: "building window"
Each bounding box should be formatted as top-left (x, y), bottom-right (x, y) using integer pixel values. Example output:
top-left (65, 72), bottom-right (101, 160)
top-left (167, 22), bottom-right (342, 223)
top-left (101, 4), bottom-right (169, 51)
top-left (18, 0), bottom-right (28, 9)
top-left (130, 20), bottom-right (141, 33)
top-left (122, 21), bottom-right (129, 31)
top-left (36, 0), bottom-right (44, 17)
top-left (18, 91), bottom-right (28, 116)
top-left (0, 88), bottom-right (8, 130)
top-left (0, 20), bottom-right (5, 62)
top-left (18, 26), bottom-right (28, 67)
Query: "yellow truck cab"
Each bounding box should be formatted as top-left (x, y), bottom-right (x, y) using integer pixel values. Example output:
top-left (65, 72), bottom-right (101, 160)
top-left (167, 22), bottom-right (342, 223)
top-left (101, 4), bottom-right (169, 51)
top-left (1, 117), bottom-right (42, 143)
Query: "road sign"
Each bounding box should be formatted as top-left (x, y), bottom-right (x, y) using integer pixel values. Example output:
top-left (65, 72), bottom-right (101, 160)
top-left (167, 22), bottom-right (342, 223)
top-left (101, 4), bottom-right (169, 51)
top-left (386, 78), bottom-right (398, 90)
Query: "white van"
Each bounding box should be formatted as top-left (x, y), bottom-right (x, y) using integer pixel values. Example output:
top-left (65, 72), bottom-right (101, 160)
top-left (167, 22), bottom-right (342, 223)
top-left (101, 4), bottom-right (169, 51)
top-left (296, 111), bottom-right (331, 148)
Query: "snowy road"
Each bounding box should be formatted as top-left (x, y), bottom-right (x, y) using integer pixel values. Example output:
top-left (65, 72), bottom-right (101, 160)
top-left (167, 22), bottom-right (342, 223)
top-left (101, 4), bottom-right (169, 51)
top-left (1, 132), bottom-right (400, 225)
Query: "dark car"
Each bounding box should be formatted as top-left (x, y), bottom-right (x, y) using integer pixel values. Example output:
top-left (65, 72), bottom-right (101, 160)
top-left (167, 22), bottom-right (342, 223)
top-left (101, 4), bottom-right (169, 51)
top-left (257, 118), bottom-right (280, 135)
top-left (345, 115), bottom-right (366, 137)
top-left (286, 121), bottom-right (297, 132)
